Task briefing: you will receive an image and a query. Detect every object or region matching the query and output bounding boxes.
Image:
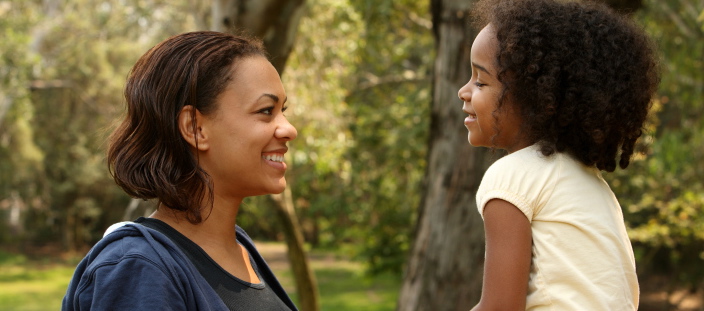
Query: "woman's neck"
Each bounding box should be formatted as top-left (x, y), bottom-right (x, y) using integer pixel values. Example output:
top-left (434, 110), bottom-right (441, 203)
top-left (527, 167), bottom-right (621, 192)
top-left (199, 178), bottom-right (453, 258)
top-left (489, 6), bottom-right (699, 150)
top-left (150, 195), bottom-right (242, 249)
top-left (150, 196), bottom-right (261, 283)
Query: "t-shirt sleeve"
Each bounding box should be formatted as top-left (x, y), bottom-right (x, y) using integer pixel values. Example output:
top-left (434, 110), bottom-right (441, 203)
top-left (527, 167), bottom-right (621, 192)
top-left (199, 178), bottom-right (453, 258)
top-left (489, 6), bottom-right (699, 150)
top-left (475, 147), bottom-right (558, 222)
top-left (70, 255), bottom-right (188, 311)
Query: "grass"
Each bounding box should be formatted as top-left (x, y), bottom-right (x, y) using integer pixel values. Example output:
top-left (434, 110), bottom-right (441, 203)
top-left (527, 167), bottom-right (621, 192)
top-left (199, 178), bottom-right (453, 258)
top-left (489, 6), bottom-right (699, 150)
top-left (0, 251), bottom-right (77, 310)
top-left (0, 245), bottom-right (401, 311)
top-left (274, 256), bottom-right (401, 311)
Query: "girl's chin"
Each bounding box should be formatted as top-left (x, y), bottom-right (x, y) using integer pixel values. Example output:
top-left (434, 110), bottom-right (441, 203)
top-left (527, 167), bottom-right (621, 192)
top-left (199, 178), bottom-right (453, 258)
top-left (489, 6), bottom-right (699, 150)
top-left (467, 134), bottom-right (484, 147)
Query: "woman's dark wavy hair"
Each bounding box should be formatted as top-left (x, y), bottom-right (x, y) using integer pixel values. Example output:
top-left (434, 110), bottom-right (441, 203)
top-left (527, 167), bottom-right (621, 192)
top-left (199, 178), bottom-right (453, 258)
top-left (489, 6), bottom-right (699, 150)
top-left (473, 0), bottom-right (660, 171)
top-left (108, 31), bottom-right (266, 223)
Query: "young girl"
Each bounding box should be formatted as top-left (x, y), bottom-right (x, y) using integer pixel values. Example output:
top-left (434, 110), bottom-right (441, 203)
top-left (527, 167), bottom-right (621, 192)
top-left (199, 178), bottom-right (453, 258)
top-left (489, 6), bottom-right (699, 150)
top-left (458, 0), bottom-right (659, 309)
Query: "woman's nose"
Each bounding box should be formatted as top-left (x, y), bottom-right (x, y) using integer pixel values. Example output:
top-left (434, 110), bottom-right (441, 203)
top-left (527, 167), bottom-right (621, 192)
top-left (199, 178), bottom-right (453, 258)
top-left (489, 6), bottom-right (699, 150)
top-left (275, 116), bottom-right (298, 141)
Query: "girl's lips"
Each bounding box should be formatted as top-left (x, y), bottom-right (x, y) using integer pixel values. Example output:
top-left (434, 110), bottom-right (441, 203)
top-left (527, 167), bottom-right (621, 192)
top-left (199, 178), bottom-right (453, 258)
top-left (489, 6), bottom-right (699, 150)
top-left (462, 105), bottom-right (476, 125)
top-left (465, 114), bottom-right (477, 125)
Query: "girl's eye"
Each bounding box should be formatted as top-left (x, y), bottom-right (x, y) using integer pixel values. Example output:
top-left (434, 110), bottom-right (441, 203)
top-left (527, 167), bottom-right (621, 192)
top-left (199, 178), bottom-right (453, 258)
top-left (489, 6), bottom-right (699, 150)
top-left (474, 81), bottom-right (486, 88)
top-left (282, 106), bottom-right (288, 113)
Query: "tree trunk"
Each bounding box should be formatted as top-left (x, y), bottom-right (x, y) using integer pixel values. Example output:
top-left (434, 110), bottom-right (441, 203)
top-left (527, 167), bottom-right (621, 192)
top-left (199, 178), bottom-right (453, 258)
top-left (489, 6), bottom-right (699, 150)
top-left (212, 0), bottom-right (306, 74)
top-left (211, 2), bottom-right (319, 311)
top-left (268, 190), bottom-right (319, 311)
top-left (397, 1), bottom-right (492, 310)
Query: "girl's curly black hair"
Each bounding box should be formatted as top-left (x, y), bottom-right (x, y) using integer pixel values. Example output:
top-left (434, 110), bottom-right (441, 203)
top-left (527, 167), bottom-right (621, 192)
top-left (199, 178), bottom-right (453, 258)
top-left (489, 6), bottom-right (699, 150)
top-left (474, 0), bottom-right (660, 171)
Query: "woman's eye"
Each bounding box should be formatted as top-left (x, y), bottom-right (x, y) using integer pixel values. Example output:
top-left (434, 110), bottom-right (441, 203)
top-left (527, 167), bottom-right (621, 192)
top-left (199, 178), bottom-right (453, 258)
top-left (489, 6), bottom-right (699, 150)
top-left (282, 106), bottom-right (288, 113)
top-left (258, 107), bottom-right (274, 115)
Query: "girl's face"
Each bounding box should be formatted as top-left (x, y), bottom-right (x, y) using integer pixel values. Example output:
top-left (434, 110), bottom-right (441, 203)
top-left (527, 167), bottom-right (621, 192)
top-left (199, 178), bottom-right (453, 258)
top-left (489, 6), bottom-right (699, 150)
top-left (196, 56), bottom-right (298, 200)
top-left (458, 25), bottom-right (526, 153)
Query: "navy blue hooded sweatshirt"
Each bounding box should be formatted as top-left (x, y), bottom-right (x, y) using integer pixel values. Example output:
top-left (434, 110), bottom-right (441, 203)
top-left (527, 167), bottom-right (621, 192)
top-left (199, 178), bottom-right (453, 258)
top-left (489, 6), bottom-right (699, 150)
top-left (62, 223), bottom-right (297, 311)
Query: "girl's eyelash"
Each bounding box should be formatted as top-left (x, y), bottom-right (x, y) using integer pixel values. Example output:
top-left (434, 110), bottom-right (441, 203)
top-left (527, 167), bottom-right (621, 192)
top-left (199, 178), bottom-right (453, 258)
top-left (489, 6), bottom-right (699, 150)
top-left (282, 106), bottom-right (288, 113)
top-left (474, 82), bottom-right (486, 87)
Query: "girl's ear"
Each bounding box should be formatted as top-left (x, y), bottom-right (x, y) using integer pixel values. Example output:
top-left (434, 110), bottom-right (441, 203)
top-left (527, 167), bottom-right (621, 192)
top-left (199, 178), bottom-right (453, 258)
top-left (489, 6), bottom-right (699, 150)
top-left (178, 105), bottom-right (209, 151)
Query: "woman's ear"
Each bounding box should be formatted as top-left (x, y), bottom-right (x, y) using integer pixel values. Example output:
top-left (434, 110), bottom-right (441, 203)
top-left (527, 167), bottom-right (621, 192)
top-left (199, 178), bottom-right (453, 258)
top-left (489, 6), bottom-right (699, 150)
top-left (178, 105), bottom-right (209, 151)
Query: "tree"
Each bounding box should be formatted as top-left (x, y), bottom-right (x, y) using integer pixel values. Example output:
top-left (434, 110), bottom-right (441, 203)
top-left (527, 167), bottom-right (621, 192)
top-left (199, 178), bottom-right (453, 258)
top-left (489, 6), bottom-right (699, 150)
top-left (212, 0), bottom-right (306, 73)
top-left (398, 1), bottom-right (490, 310)
top-left (0, 0), bottom-right (177, 251)
top-left (0, 0), bottom-right (42, 243)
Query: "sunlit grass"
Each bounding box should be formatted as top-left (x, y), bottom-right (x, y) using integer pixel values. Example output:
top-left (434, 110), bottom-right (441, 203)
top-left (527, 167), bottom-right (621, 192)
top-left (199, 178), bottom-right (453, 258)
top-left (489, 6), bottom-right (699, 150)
top-left (252, 242), bottom-right (401, 311)
top-left (317, 269), bottom-right (399, 310)
top-left (0, 251), bottom-right (76, 311)
top-left (274, 256), bottom-right (401, 311)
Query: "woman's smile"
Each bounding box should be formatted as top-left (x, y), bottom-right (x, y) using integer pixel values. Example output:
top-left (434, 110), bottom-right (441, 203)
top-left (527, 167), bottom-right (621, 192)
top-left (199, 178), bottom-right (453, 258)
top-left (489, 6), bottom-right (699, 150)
top-left (262, 150), bottom-right (287, 171)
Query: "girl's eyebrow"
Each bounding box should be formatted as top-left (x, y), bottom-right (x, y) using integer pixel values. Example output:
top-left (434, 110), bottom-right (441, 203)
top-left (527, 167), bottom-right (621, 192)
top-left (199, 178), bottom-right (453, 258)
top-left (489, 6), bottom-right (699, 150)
top-left (472, 62), bottom-right (493, 76)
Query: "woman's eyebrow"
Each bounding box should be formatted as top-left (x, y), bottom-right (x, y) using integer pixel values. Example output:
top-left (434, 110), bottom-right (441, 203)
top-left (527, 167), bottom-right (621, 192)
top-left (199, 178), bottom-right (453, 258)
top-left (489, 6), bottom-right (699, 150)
top-left (260, 93), bottom-right (287, 104)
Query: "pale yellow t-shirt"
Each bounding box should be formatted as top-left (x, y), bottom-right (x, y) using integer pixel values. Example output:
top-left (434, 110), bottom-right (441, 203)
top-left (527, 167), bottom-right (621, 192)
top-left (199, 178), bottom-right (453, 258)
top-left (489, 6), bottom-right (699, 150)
top-left (476, 145), bottom-right (639, 310)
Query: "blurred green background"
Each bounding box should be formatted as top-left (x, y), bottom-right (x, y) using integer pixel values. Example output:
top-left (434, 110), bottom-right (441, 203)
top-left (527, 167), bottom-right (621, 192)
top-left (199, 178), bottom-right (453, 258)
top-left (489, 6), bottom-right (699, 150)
top-left (1, 0), bottom-right (702, 310)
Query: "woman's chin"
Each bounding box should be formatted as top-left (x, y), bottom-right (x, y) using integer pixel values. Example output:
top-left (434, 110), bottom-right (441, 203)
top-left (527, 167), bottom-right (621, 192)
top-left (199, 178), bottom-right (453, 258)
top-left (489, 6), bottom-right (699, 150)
top-left (269, 180), bottom-right (287, 195)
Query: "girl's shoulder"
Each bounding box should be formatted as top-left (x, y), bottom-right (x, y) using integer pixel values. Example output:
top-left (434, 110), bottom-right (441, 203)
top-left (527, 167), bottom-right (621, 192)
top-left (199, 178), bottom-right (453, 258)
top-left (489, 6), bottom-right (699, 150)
top-left (487, 145), bottom-right (560, 176)
top-left (484, 145), bottom-right (592, 190)
top-left (477, 145), bottom-right (568, 219)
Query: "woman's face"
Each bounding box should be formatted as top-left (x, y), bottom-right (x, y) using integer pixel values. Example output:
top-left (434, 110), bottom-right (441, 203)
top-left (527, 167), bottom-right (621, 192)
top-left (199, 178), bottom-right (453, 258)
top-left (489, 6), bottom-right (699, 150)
top-left (197, 56), bottom-right (297, 200)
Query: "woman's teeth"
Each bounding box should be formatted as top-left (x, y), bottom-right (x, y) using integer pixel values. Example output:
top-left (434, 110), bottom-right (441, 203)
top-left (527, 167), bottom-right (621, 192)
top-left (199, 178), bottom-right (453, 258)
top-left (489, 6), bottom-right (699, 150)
top-left (262, 154), bottom-right (284, 162)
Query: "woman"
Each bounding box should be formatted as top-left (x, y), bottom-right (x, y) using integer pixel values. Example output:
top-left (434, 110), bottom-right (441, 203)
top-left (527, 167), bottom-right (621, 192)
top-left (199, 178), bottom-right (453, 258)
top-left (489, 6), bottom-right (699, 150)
top-left (62, 31), bottom-right (298, 311)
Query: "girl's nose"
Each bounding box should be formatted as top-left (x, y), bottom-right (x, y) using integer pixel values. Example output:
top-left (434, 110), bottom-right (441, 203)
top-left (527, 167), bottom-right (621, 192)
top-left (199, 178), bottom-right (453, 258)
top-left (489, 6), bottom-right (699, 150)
top-left (458, 82), bottom-right (472, 102)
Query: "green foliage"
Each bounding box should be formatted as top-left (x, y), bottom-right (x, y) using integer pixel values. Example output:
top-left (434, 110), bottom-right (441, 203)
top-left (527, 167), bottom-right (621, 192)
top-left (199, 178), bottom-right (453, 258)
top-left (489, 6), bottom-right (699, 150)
top-left (0, 0), bottom-right (199, 249)
top-left (272, 0), bottom-right (434, 275)
top-left (0, 1), bottom-right (42, 201)
top-left (606, 0), bottom-right (704, 286)
top-left (0, 1), bottom-right (44, 247)
top-left (280, 0), bottom-right (362, 249)
top-left (345, 0), bottom-right (433, 275)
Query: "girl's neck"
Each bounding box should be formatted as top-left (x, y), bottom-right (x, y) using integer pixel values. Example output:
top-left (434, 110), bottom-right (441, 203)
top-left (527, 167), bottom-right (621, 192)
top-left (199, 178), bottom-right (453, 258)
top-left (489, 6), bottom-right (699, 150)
top-left (504, 138), bottom-right (532, 154)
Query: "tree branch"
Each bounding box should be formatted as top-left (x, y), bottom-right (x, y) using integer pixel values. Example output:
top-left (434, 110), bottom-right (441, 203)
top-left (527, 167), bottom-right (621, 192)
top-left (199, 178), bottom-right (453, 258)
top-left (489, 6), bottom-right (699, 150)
top-left (658, 0), bottom-right (697, 39)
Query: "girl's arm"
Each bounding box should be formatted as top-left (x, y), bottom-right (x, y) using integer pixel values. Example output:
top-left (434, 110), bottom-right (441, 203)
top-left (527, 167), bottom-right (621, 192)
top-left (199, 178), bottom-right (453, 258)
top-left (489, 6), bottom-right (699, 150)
top-left (472, 199), bottom-right (532, 311)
